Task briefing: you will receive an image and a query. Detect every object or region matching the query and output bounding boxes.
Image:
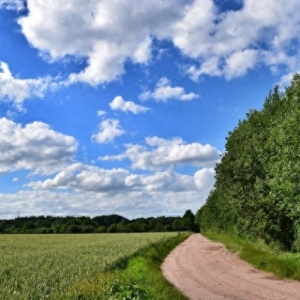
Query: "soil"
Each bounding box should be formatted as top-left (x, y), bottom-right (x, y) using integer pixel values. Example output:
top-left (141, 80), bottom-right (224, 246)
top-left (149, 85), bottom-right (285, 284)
top-left (161, 234), bottom-right (300, 300)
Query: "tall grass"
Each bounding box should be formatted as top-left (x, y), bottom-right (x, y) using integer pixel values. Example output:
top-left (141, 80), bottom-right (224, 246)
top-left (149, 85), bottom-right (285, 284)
top-left (0, 233), bottom-right (178, 299)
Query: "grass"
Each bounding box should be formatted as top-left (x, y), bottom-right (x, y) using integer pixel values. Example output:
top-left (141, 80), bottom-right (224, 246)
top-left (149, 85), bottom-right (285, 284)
top-left (0, 232), bottom-right (180, 299)
top-left (65, 232), bottom-right (190, 300)
top-left (203, 231), bottom-right (300, 281)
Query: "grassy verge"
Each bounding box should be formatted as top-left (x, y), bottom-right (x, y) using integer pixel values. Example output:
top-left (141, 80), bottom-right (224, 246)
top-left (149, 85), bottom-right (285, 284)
top-left (203, 231), bottom-right (300, 281)
top-left (64, 232), bottom-right (190, 300)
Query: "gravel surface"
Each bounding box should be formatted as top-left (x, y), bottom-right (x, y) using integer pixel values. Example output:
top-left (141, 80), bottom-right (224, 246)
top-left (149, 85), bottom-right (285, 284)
top-left (161, 234), bottom-right (300, 300)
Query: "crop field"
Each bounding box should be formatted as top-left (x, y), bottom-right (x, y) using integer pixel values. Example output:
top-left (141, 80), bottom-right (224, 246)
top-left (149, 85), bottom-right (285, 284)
top-left (0, 232), bottom-right (178, 299)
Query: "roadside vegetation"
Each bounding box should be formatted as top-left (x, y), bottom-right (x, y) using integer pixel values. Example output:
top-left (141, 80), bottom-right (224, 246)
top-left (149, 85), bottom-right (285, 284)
top-left (0, 232), bottom-right (189, 299)
top-left (197, 74), bottom-right (300, 252)
top-left (65, 232), bottom-right (190, 300)
top-left (203, 231), bottom-right (300, 281)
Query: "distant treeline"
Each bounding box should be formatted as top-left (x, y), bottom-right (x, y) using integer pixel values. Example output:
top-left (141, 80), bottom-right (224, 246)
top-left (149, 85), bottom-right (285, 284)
top-left (0, 210), bottom-right (197, 234)
top-left (196, 74), bottom-right (300, 251)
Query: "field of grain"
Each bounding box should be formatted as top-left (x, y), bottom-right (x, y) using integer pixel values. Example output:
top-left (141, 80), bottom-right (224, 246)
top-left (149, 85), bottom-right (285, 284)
top-left (0, 232), bottom-right (177, 299)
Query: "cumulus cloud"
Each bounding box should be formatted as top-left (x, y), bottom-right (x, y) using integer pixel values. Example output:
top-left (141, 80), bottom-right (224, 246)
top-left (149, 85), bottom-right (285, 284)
top-left (224, 49), bottom-right (258, 80)
top-left (15, 0), bottom-right (300, 84)
top-left (92, 118), bottom-right (125, 143)
top-left (21, 161), bottom-right (215, 218)
top-left (27, 162), bottom-right (213, 194)
top-left (0, 62), bottom-right (52, 110)
top-left (18, 0), bottom-right (183, 85)
top-left (182, 0), bottom-right (300, 80)
top-left (194, 168), bottom-right (215, 190)
top-left (140, 77), bottom-right (199, 102)
top-left (109, 96), bottom-right (150, 114)
top-left (28, 164), bottom-right (130, 192)
top-left (100, 136), bottom-right (220, 171)
top-left (0, 118), bottom-right (77, 174)
top-left (19, 0), bottom-right (300, 83)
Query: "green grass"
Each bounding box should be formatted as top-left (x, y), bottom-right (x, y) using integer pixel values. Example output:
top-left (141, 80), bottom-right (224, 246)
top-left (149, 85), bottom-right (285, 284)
top-left (65, 232), bottom-right (191, 300)
top-left (0, 232), bottom-right (179, 299)
top-left (123, 232), bottom-right (190, 299)
top-left (203, 231), bottom-right (300, 281)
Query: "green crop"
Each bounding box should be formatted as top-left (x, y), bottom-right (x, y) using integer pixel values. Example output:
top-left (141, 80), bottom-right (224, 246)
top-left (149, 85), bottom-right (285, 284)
top-left (0, 233), bottom-right (177, 299)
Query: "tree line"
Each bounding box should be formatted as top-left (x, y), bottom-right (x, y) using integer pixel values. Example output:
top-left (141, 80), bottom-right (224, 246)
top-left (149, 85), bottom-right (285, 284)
top-left (0, 210), bottom-right (197, 234)
top-left (196, 74), bottom-right (300, 251)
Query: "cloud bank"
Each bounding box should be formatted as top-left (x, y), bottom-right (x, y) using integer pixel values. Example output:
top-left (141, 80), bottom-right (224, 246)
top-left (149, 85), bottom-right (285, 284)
top-left (0, 117), bottom-right (216, 218)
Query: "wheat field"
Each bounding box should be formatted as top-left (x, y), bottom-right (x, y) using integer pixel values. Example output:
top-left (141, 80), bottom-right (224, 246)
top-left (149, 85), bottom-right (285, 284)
top-left (0, 232), bottom-right (177, 299)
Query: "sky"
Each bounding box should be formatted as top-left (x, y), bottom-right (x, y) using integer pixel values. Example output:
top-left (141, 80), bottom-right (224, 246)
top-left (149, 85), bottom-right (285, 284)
top-left (0, 0), bottom-right (299, 220)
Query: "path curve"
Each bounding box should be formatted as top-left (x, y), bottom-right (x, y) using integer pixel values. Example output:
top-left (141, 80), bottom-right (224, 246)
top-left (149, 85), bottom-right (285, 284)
top-left (161, 234), bottom-right (300, 300)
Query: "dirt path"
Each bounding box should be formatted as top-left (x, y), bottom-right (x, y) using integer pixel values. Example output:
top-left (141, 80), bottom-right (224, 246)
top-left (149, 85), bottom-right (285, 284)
top-left (161, 234), bottom-right (300, 300)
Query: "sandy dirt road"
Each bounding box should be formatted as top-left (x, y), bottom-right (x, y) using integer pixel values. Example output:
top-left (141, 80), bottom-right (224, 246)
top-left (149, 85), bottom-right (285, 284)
top-left (161, 234), bottom-right (300, 300)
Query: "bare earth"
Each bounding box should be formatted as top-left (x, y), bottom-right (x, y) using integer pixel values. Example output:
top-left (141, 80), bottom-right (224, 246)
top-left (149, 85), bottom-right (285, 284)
top-left (161, 234), bottom-right (300, 300)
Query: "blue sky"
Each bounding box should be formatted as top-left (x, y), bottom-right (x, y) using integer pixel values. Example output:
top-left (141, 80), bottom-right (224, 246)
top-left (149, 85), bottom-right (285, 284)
top-left (0, 0), bottom-right (299, 219)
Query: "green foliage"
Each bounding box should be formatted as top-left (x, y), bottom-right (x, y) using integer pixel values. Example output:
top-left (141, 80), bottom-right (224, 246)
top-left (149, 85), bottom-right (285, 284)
top-left (0, 213), bottom-right (191, 234)
top-left (198, 74), bottom-right (300, 251)
top-left (182, 210), bottom-right (197, 232)
top-left (109, 279), bottom-right (148, 300)
top-left (65, 273), bottom-right (148, 300)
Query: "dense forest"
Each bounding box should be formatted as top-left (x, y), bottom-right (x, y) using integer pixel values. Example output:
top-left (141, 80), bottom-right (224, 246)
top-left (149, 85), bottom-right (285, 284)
top-left (0, 210), bottom-right (196, 234)
top-left (196, 74), bottom-right (300, 251)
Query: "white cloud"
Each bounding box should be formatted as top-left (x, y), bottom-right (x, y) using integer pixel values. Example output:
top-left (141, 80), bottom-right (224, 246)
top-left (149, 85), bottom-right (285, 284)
top-left (0, 62), bottom-right (52, 110)
top-left (194, 168), bottom-right (215, 190)
top-left (97, 110), bottom-right (107, 117)
top-left (0, 0), bottom-right (23, 10)
top-left (16, 0), bottom-right (300, 84)
top-left (140, 77), bottom-right (199, 102)
top-left (92, 118), bottom-right (125, 143)
top-left (0, 118), bottom-right (77, 174)
top-left (140, 171), bottom-right (196, 192)
top-left (278, 71), bottom-right (300, 88)
top-left (12, 0), bottom-right (300, 86)
top-left (132, 36), bottom-right (152, 64)
top-left (27, 162), bottom-right (213, 194)
top-left (19, 161), bottom-right (214, 218)
top-left (109, 96), bottom-right (150, 114)
top-left (0, 187), bottom-right (208, 219)
top-left (28, 164), bottom-right (130, 192)
top-left (188, 57), bottom-right (222, 81)
top-left (169, 0), bottom-right (217, 59)
top-left (181, 0), bottom-right (300, 80)
top-left (224, 49), bottom-right (258, 79)
top-left (18, 0), bottom-right (183, 85)
top-left (100, 136), bottom-right (220, 171)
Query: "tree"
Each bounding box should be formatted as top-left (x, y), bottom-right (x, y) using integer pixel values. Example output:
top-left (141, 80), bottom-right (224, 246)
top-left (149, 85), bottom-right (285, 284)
top-left (197, 74), bottom-right (300, 250)
top-left (182, 210), bottom-right (197, 232)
